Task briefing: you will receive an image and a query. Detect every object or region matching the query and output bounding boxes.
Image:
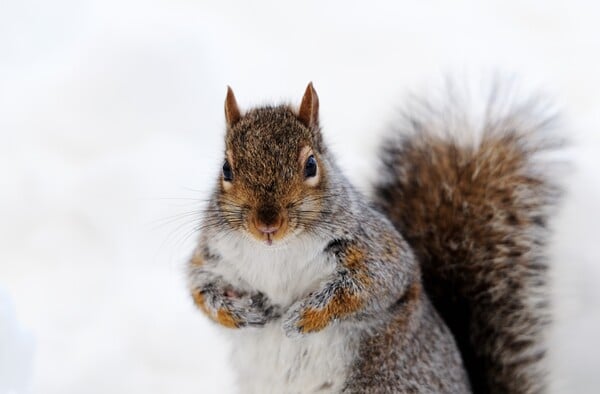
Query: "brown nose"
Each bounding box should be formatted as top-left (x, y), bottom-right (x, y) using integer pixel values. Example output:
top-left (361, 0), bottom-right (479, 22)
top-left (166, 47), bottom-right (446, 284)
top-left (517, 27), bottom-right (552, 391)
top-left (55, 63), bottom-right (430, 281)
top-left (255, 205), bottom-right (283, 234)
top-left (255, 219), bottom-right (282, 235)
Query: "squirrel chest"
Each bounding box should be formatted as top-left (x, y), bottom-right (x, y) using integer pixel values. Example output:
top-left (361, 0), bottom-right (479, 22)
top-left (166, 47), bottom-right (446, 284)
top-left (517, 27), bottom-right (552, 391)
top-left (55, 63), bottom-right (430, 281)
top-left (210, 232), bottom-right (337, 306)
top-left (211, 234), bottom-right (357, 393)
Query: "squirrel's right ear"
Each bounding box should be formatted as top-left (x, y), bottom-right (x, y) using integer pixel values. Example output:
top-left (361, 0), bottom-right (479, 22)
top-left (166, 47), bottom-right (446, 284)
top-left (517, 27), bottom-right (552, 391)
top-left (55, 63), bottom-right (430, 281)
top-left (298, 82), bottom-right (319, 129)
top-left (225, 86), bottom-right (241, 128)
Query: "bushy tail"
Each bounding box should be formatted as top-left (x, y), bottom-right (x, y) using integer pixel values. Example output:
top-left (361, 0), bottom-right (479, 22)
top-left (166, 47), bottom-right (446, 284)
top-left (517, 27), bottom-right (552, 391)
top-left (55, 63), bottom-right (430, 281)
top-left (373, 81), bottom-right (564, 394)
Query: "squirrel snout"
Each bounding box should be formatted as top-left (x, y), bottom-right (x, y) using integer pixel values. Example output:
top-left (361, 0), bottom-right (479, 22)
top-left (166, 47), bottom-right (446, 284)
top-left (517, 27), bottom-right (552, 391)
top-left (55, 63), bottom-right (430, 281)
top-left (256, 222), bottom-right (281, 234)
top-left (254, 217), bottom-right (283, 235)
top-left (254, 206), bottom-right (283, 233)
top-left (250, 208), bottom-right (288, 244)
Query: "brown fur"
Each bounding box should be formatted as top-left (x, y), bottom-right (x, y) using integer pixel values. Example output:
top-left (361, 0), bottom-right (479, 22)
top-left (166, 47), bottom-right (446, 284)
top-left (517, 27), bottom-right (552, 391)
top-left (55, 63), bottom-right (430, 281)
top-left (215, 307), bottom-right (241, 329)
top-left (298, 82), bottom-right (319, 129)
top-left (295, 243), bottom-right (373, 333)
top-left (298, 289), bottom-right (364, 333)
top-left (192, 291), bottom-right (241, 329)
top-left (374, 98), bottom-right (562, 393)
top-left (224, 86), bottom-right (241, 128)
top-left (219, 99), bottom-right (328, 244)
top-left (190, 251), bottom-right (204, 267)
top-left (344, 282), bottom-right (470, 393)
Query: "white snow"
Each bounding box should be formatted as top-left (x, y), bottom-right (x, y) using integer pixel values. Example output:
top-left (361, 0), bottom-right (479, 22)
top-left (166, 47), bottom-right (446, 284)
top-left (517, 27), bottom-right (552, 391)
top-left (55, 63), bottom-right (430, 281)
top-left (0, 287), bottom-right (34, 394)
top-left (1, 0), bottom-right (599, 393)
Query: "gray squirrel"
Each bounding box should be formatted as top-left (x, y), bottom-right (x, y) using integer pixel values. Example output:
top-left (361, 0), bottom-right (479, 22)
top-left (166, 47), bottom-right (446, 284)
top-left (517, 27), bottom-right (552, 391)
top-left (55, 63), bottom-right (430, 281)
top-left (187, 82), bottom-right (562, 393)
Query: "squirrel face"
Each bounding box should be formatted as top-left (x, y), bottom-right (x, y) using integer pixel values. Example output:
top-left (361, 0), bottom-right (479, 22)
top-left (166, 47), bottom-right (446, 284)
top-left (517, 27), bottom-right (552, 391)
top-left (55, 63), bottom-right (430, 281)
top-left (215, 84), bottom-right (328, 246)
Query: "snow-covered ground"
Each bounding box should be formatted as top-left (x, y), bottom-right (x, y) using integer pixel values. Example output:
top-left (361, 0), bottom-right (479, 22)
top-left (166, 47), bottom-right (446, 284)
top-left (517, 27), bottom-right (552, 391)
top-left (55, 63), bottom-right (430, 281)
top-left (1, 1), bottom-right (599, 393)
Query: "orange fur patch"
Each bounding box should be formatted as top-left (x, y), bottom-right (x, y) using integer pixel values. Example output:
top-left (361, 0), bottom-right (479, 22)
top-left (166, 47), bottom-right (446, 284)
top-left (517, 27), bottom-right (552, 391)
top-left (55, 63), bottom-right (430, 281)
top-left (192, 291), bottom-right (240, 329)
top-left (190, 251), bottom-right (204, 267)
top-left (343, 244), bottom-right (372, 287)
top-left (298, 289), bottom-right (363, 333)
top-left (192, 291), bottom-right (211, 315)
top-left (344, 244), bottom-right (365, 270)
top-left (215, 308), bottom-right (240, 328)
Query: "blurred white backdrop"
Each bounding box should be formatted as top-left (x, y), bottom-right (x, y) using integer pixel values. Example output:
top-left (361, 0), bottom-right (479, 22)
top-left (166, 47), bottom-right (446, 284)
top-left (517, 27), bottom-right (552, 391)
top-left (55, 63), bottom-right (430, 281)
top-left (1, 1), bottom-right (599, 393)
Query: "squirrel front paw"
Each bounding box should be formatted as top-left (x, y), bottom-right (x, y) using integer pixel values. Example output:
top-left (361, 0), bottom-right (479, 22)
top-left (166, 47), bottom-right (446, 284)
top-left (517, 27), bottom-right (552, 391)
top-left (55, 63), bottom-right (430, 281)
top-left (192, 285), bottom-right (280, 328)
top-left (282, 280), bottom-right (365, 338)
top-left (282, 296), bottom-right (335, 338)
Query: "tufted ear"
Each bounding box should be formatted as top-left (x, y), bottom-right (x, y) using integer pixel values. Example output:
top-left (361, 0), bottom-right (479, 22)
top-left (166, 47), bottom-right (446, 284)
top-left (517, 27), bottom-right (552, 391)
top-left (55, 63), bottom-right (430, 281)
top-left (298, 82), bottom-right (319, 129)
top-left (225, 86), bottom-right (241, 128)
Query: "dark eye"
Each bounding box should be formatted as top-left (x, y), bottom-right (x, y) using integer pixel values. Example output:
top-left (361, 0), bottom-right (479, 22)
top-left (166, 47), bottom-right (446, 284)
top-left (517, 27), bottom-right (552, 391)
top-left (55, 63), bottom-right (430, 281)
top-left (223, 160), bottom-right (233, 182)
top-left (304, 155), bottom-right (317, 178)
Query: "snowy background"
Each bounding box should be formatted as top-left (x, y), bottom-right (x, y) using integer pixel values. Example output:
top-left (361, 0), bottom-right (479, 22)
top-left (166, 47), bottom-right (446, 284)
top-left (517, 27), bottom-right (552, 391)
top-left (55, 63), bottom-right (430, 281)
top-left (1, 0), bottom-right (599, 393)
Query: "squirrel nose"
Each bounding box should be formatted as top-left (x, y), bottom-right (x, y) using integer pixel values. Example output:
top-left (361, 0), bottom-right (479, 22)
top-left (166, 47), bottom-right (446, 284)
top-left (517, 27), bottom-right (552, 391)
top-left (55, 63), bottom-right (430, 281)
top-left (255, 220), bottom-right (281, 235)
top-left (255, 205), bottom-right (283, 235)
top-left (254, 217), bottom-right (283, 234)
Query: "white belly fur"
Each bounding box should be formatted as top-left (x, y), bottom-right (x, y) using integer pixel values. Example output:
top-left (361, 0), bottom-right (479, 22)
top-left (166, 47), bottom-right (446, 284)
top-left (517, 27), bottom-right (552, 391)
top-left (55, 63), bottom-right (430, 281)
top-left (212, 232), bottom-right (356, 393)
top-left (229, 322), bottom-right (355, 394)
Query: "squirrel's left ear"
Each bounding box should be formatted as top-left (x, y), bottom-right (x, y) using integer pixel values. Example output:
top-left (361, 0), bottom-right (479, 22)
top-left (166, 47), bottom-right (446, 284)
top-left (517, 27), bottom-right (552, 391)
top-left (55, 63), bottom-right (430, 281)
top-left (298, 82), bottom-right (319, 129)
top-left (225, 86), bottom-right (241, 128)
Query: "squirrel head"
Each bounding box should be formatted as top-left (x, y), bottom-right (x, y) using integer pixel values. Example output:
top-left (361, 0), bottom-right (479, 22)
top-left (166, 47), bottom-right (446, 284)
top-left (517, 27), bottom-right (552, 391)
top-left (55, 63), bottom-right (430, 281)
top-left (215, 83), bottom-right (331, 246)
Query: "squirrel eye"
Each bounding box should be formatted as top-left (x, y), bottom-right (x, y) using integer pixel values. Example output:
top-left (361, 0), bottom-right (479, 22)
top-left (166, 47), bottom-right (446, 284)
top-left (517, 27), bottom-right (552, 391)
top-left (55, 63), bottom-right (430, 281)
top-left (304, 155), bottom-right (317, 178)
top-left (222, 160), bottom-right (233, 182)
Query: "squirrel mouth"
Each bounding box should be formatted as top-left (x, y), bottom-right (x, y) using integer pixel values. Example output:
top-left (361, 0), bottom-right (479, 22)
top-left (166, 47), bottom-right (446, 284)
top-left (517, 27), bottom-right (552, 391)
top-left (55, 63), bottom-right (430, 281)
top-left (250, 215), bottom-right (288, 245)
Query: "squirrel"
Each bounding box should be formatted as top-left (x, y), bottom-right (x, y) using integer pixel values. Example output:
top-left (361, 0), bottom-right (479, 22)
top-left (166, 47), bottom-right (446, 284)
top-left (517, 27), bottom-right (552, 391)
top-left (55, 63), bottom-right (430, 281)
top-left (186, 82), bottom-right (562, 393)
